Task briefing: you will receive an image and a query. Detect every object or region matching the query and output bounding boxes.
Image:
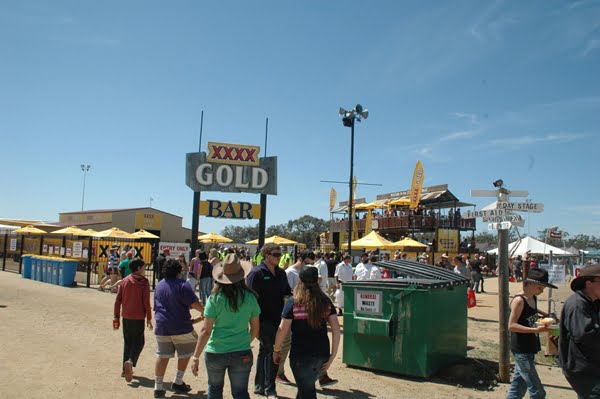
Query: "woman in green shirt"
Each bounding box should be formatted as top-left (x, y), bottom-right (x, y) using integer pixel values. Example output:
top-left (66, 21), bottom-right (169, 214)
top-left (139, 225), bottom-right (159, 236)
top-left (191, 253), bottom-right (260, 399)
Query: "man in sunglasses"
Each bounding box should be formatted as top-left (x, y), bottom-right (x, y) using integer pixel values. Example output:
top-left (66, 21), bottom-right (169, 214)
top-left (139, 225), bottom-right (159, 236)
top-left (247, 243), bottom-right (292, 399)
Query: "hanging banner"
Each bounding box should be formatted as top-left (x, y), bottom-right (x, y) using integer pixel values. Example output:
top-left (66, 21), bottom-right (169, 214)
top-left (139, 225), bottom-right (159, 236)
top-left (409, 160), bottom-right (425, 209)
top-left (365, 209), bottom-right (373, 235)
top-left (329, 188), bottom-right (337, 211)
top-left (436, 228), bottom-right (459, 252)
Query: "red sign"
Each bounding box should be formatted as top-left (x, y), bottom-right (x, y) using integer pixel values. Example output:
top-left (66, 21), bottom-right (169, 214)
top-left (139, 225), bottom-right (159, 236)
top-left (207, 141), bottom-right (260, 166)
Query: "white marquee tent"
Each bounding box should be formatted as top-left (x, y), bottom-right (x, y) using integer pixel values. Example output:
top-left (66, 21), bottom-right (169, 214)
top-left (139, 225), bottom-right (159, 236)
top-left (487, 236), bottom-right (572, 256)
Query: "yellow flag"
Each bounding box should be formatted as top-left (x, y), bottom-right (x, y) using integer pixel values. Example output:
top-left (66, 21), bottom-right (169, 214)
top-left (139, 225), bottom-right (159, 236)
top-left (329, 188), bottom-right (337, 211)
top-left (365, 209), bottom-right (373, 234)
top-left (352, 176), bottom-right (357, 200)
top-left (409, 160), bottom-right (425, 209)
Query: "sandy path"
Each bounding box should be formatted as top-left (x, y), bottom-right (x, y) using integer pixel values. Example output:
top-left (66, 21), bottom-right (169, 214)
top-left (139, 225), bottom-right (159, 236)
top-left (0, 271), bottom-right (577, 398)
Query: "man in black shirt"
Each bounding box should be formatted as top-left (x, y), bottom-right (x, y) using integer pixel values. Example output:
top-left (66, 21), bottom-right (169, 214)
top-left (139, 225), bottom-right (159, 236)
top-left (247, 243), bottom-right (292, 399)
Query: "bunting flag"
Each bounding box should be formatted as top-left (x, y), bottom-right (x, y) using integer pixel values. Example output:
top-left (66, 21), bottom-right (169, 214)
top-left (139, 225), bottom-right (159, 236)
top-left (409, 160), bottom-right (425, 209)
top-left (329, 188), bottom-right (337, 211)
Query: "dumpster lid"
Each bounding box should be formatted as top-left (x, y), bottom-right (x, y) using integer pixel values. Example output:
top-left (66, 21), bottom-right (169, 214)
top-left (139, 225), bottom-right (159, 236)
top-left (373, 259), bottom-right (470, 286)
top-left (344, 277), bottom-right (455, 289)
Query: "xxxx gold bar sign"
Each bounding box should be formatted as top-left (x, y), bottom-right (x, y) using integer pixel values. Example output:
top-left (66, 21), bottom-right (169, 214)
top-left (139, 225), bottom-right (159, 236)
top-left (200, 200), bottom-right (261, 220)
top-left (207, 141), bottom-right (260, 166)
top-left (409, 160), bottom-right (424, 209)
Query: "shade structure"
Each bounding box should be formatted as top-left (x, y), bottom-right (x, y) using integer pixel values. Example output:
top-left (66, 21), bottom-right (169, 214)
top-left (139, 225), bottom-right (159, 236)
top-left (198, 232), bottom-right (233, 243)
top-left (51, 226), bottom-right (87, 235)
top-left (393, 237), bottom-right (429, 249)
top-left (13, 225), bottom-right (47, 234)
top-left (487, 236), bottom-right (572, 256)
top-left (132, 229), bottom-right (160, 239)
top-left (246, 235), bottom-right (298, 245)
top-left (341, 231), bottom-right (398, 250)
top-left (93, 227), bottom-right (137, 239)
top-left (388, 197), bottom-right (411, 207)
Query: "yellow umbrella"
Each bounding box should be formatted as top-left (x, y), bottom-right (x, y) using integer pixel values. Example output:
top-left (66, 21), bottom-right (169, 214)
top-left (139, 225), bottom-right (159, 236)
top-left (341, 231), bottom-right (397, 250)
top-left (388, 197), bottom-right (411, 206)
top-left (198, 232), bottom-right (233, 243)
top-left (246, 235), bottom-right (297, 245)
top-left (132, 229), bottom-right (160, 239)
top-left (77, 229), bottom-right (98, 237)
top-left (393, 237), bottom-right (428, 249)
top-left (13, 225), bottom-right (47, 234)
top-left (51, 226), bottom-right (87, 235)
top-left (93, 227), bottom-right (137, 239)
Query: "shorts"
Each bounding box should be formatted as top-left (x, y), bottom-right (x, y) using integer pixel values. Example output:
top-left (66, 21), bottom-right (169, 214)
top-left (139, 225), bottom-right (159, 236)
top-left (107, 267), bottom-right (119, 275)
top-left (155, 331), bottom-right (198, 359)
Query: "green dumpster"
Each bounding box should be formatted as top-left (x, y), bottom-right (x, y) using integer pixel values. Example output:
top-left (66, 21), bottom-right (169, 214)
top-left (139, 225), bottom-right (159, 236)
top-left (342, 260), bottom-right (469, 378)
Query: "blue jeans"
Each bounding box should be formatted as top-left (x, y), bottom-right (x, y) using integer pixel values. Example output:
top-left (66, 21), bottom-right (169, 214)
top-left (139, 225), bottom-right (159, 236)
top-left (199, 277), bottom-right (213, 305)
top-left (205, 350), bottom-right (253, 399)
top-left (507, 352), bottom-right (546, 399)
top-left (290, 354), bottom-right (329, 399)
top-left (254, 320), bottom-right (278, 396)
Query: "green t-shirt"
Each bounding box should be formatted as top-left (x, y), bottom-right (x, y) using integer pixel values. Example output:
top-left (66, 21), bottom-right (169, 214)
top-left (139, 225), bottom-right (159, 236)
top-left (119, 258), bottom-right (131, 278)
top-left (204, 290), bottom-right (261, 353)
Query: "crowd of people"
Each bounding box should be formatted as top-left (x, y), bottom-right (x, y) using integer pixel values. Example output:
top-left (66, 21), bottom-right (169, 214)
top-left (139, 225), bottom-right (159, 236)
top-left (110, 242), bottom-right (600, 399)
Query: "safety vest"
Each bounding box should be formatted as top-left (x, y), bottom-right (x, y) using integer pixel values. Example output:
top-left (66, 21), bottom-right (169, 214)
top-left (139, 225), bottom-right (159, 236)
top-left (279, 253), bottom-right (292, 269)
top-left (253, 252), bottom-right (264, 266)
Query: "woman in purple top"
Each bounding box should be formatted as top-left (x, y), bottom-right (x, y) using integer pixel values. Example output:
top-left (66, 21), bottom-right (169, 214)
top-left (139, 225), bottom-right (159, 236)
top-left (153, 259), bottom-right (205, 398)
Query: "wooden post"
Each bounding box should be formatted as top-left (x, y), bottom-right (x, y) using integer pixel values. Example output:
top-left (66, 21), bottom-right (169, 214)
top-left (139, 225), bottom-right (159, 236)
top-left (498, 226), bottom-right (511, 382)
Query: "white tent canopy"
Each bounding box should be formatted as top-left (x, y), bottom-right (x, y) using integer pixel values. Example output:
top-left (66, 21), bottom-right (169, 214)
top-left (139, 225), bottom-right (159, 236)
top-left (487, 236), bottom-right (572, 256)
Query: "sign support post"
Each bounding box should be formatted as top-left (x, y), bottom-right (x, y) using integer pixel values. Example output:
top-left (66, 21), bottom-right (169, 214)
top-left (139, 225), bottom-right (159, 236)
top-left (258, 118), bottom-right (269, 250)
top-left (497, 213), bottom-right (510, 382)
top-left (191, 111), bottom-right (204, 257)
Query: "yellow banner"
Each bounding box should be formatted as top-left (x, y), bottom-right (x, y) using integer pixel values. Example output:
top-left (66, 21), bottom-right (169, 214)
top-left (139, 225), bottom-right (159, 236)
top-left (200, 200), bottom-right (261, 220)
top-left (409, 160), bottom-right (425, 209)
top-left (329, 188), bottom-right (337, 211)
top-left (365, 210), bottom-right (373, 235)
top-left (135, 212), bottom-right (163, 230)
top-left (436, 228), bottom-right (459, 252)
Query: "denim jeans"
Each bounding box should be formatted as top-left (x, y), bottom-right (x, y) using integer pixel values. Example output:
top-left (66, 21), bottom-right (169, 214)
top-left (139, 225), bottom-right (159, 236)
top-left (507, 352), bottom-right (546, 399)
top-left (122, 318), bottom-right (145, 367)
top-left (566, 374), bottom-right (600, 399)
top-left (254, 320), bottom-right (278, 396)
top-left (199, 277), bottom-right (213, 305)
top-left (205, 350), bottom-right (253, 399)
top-left (290, 354), bottom-right (329, 399)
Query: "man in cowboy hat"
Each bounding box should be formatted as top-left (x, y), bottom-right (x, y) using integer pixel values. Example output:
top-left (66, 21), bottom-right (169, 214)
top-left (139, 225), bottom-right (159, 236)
top-left (559, 263), bottom-right (600, 398)
top-left (506, 268), bottom-right (557, 399)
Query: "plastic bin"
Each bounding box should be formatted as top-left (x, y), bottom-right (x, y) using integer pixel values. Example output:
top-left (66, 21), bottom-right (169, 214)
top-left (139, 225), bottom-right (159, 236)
top-left (51, 260), bottom-right (60, 285)
top-left (342, 259), bottom-right (470, 378)
top-left (59, 260), bottom-right (78, 287)
top-left (22, 255), bottom-right (33, 279)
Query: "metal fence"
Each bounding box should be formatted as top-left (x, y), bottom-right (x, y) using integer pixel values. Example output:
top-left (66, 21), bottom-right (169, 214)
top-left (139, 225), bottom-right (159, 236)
top-left (1, 233), bottom-right (158, 288)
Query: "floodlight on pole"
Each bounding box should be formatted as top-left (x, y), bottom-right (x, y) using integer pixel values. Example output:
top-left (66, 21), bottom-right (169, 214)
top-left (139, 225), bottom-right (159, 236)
top-left (339, 104), bottom-right (368, 256)
top-left (80, 164), bottom-right (91, 211)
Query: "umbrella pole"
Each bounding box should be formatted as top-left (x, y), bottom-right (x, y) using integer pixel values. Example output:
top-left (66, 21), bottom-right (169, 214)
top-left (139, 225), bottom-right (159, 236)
top-left (19, 234), bottom-right (25, 274)
top-left (86, 236), bottom-right (93, 288)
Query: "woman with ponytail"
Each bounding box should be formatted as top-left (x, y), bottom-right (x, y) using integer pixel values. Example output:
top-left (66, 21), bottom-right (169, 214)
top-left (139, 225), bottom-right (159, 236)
top-left (273, 266), bottom-right (341, 399)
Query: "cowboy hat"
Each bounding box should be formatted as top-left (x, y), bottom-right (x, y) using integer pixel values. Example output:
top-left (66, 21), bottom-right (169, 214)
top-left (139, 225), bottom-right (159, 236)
top-left (212, 253), bottom-right (252, 284)
top-left (525, 268), bottom-right (558, 289)
top-left (570, 264), bottom-right (600, 291)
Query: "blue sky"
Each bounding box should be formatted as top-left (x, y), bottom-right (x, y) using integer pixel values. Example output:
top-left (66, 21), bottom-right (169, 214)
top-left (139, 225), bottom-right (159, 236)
top-left (1, 1), bottom-right (599, 238)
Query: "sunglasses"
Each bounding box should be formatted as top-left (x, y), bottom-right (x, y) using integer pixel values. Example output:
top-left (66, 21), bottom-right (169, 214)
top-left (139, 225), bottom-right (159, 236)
top-left (270, 252), bottom-right (282, 258)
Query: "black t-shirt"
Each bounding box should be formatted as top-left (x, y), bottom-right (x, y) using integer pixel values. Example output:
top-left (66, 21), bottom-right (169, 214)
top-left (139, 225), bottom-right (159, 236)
top-left (282, 297), bottom-right (336, 358)
top-left (326, 260), bottom-right (338, 278)
top-left (510, 295), bottom-right (541, 354)
top-left (199, 260), bottom-right (213, 279)
top-left (471, 259), bottom-right (482, 273)
top-left (247, 263), bottom-right (292, 323)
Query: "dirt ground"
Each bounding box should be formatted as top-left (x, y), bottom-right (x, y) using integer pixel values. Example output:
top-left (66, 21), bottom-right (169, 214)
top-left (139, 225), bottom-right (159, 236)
top-left (0, 268), bottom-right (578, 399)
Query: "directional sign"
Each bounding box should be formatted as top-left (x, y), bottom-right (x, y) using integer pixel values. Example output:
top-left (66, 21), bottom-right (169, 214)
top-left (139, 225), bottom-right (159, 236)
top-left (489, 222), bottom-right (511, 230)
top-left (482, 214), bottom-right (524, 223)
top-left (471, 189), bottom-right (528, 197)
top-left (497, 202), bottom-right (544, 212)
top-left (465, 209), bottom-right (511, 219)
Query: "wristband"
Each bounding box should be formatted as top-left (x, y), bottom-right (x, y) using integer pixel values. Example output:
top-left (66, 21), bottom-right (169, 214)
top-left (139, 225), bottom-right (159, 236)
top-left (192, 357), bottom-right (200, 362)
top-left (273, 348), bottom-right (281, 353)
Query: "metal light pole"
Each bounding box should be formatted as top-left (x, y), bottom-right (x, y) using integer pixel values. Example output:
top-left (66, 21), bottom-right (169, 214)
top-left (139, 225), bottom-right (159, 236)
top-left (80, 164), bottom-right (91, 211)
top-left (339, 105), bottom-right (368, 256)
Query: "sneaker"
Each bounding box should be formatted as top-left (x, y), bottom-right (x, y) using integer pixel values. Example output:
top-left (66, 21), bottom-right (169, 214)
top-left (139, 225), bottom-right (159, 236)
top-left (153, 389), bottom-right (166, 398)
top-left (319, 375), bottom-right (338, 387)
top-left (123, 361), bottom-right (133, 382)
top-left (275, 374), bottom-right (294, 385)
top-left (337, 309), bottom-right (343, 316)
top-left (254, 387), bottom-right (265, 396)
top-left (171, 381), bottom-right (192, 393)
